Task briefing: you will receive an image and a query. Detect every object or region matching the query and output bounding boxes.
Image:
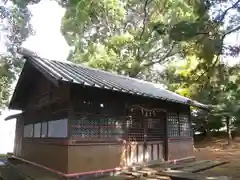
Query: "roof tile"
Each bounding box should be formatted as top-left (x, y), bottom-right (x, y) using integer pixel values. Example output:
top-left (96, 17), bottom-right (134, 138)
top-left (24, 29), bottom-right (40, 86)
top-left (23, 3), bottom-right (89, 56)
top-left (25, 54), bottom-right (208, 109)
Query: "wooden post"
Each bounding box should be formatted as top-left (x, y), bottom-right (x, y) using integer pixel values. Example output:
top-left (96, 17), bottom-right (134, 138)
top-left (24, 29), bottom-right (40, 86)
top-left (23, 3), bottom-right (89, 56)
top-left (177, 111), bottom-right (180, 136)
top-left (226, 116), bottom-right (232, 145)
top-left (68, 85), bottom-right (74, 142)
top-left (143, 115), bottom-right (148, 163)
top-left (164, 111), bottom-right (169, 161)
top-left (123, 102), bottom-right (129, 166)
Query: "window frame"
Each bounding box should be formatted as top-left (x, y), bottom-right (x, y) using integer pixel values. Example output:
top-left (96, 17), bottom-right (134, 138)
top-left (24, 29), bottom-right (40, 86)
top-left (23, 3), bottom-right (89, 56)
top-left (23, 118), bottom-right (69, 139)
top-left (23, 124), bottom-right (34, 138)
top-left (167, 112), bottom-right (191, 138)
top-left (71, 115), bottom-right (124, 142)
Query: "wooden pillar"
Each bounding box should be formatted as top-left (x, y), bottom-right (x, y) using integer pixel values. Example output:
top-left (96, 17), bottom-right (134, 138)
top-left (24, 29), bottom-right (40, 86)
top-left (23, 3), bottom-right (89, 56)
top-left (68, 85), bottom-right (74, 142)
top-left (188, 107), bottom-right (192, 137)
top-left (164, 111), bottom-right (169, 161)
top-left (143, 115), bottom-right (147, 162)
top-left (14, 116), bottom-right (24, 156)
top-left (122, 102), bottom-right (129, 166)
top-left (177, 111), bottom-right (180, 136)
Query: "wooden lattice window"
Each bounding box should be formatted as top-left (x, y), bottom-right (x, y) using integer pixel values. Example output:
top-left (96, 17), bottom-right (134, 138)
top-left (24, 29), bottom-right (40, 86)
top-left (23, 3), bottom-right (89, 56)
top-left (126, 116), bottom-right (144, 141)
top-left (167, 112), bottom-right (179, 137)
top-left (168, 112), bottom-right (191, 137)
top-left (147, 118), bottom-right (156, 129)
top-left (179, 114), bottom-right (191, 137)
top-left (71, 115), bottom-right (124, 141)
top-left (71, 116), bottom-right (98, 140)
top-left (147, 118), bottom-right (164, 141)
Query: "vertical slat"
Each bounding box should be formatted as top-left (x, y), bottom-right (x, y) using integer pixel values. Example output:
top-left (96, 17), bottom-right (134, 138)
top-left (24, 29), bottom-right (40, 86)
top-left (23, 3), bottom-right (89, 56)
top-left (177, 111), bottom-right (180, 136)
top-left (164, 112), bottom-right (169, 161)
top-left (124, 143), bottom-right (128, 166)
top-left (160, 142), bottom-right (164, 161)
top-left (128, 144), bottom-right (131, 164)
top-left (143, 118), bottom-right (147, 162)
top-left (136, 144), bottom-right (139, 162)
top-left (151, 144), bottom-right (153, 160)
top-left (153, 144), bottom-right (158, 160)
top-left (147, 145), bottom-right (151, 161)
top-left (138, 144), bottom-right (144, 163)
top-left (130, 143), bottom-right (137, 164)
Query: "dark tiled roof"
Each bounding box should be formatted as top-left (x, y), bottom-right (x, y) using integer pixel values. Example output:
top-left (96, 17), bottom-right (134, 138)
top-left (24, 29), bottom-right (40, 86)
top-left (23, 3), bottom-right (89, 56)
top-left (18, 50), bottom-right (208, 109)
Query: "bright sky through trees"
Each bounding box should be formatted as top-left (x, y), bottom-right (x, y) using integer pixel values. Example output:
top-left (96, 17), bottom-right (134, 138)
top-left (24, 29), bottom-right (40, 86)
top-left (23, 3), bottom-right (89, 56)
top-left (0, 0), bottom-right (239, 154)
top-left (0, 0), bottom-right (69, 154)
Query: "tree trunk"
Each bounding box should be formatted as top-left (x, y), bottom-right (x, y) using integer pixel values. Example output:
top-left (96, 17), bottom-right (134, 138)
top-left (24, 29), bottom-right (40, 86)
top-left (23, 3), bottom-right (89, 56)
top-left (206, 125), bottom-right (211, 140)
top-left (205, 117), bottom-right (211, 140)
top-left (226, 116), bottom-right (232, 145)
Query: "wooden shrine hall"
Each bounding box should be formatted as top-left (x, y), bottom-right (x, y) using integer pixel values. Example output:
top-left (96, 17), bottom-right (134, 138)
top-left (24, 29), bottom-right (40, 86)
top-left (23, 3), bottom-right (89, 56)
top-left (5, 48), bottom-right (209, 176)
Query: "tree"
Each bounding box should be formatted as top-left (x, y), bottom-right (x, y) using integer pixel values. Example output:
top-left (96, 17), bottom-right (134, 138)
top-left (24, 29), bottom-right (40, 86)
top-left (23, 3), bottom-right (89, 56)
top-left (0, 0), bottom-right (33, 112)
top-left (60, 0), bottom-right (218, 77)
top-left (154, 0), bottom-right (240, 88)
top-left (5, 0), bottom-right (240, 79)
top-left (211, 64), bottom-right (240, 144)
top-left (2, 0), bottom-right (240, 112)
top-left (161, 56), bottom-right (240, 140)
top-left (59, 0), bottom-right (240, 79)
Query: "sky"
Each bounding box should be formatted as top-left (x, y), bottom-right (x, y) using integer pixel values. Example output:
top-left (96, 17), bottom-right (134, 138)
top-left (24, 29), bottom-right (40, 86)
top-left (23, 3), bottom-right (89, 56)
top-left (0, 0), bottom-right (239, 154)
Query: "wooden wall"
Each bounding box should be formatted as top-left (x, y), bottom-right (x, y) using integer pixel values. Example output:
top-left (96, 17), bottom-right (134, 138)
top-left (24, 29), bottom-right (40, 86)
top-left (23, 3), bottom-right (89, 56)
top-left (168, 138), bottom-right (194, 160)
top-left (68, 143), bottom-right (123, 173)
top-left (15, 73), bottom-right (194, 174)
top-left (16, 74), bottom-right (71, 173)
top-left (66, 85), bottom-right (193, 173)
top-left (21, 140), bottom-right (68, 173)
top-left (24, 74), bottom-right (69, 112)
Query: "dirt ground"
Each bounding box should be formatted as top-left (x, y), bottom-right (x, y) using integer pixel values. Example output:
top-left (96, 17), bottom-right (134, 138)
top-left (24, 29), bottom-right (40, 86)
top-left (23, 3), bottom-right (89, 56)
top-left (194, 138), bottom-right (240, 180)
top-left (1, 139), bottom-right (240, 180)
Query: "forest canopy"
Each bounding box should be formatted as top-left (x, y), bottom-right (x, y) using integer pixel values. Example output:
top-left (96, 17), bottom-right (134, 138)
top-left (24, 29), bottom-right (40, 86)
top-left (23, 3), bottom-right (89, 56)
top-left (0, 0), bottom-right (240, 138)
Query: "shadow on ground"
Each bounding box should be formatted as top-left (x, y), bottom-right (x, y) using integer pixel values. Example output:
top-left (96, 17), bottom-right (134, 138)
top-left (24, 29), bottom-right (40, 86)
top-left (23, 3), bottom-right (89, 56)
top-left (195, 138), bottom-right (240, 180)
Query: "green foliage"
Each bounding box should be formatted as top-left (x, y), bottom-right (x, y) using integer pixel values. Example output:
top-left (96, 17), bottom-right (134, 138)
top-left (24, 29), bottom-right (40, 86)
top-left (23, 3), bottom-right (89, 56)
top-left (162, 57), bottom-right (240, 133)
top-left (0, 2), bottom-right (33, 109)
top-left (1, 0), bottom-right (240, 115)
top-left (58, 0), bottom-right (240, 84)
top-left (60, 0), bottom-right (205, 77)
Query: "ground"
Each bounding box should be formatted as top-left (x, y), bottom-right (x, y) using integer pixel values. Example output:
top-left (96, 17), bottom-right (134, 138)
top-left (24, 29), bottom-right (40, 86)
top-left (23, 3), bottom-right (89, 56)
top-left (194, 137), bottom-right (240, 180)
top-left (1, 139), bottom-right (240, 180)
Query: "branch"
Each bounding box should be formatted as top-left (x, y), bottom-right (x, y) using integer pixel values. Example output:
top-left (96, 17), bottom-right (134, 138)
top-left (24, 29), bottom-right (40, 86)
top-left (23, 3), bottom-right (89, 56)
top-left (195, 53), bottom-right (221, 83)
top-left (195, 25), bottom-right (240, 83)
top-left (144, 43), bottom-right (176, 67)
top-left (215, 0), bottom-right (240, 23)
top-left (136, 0), bottom-right (152, 61)
top-left (195, 35), bottom-right (225, 83)
top-left (224, 25), bottom-right (240, 36)
top-left (139, 0), bottom-right (151, 40)
top-left (144, 42), bottom-right (170, 58)
top-left (103, 5), bottom-right (112, 36)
